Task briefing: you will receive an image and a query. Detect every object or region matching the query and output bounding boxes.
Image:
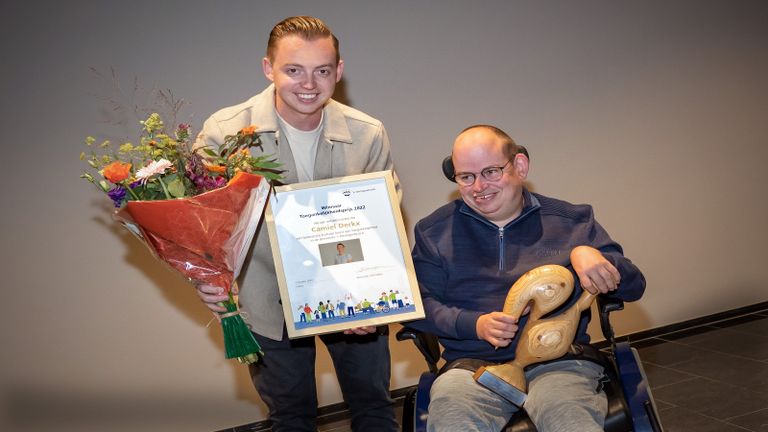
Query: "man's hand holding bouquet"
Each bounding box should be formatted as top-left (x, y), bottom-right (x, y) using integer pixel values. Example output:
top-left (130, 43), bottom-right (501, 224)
top-left (81, 113), bottom-right (281, 364)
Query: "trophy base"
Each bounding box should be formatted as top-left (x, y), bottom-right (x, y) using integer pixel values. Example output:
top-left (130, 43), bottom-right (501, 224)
top-left (474, 367), bottom-right (527, 407)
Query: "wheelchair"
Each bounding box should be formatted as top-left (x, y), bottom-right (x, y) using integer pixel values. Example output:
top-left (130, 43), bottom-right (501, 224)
top-left (397, 296), bottom-right (664, 432)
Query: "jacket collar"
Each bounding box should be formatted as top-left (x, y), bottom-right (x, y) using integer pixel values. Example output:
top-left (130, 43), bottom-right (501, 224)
top-left (249, 84), bottom-right (353, 144)
top-left (458, 188), bottom-right (541, 229)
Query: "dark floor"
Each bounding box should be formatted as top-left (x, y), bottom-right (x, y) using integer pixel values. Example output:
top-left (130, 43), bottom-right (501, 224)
top-left (635, 308), bottom-right (768, 432)
top-left (314, 307), bottom-right (768, 432)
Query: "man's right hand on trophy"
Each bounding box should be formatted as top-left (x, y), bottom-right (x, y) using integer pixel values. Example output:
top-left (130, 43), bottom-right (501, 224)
top-left (477, 312), bottom-right (519, 348)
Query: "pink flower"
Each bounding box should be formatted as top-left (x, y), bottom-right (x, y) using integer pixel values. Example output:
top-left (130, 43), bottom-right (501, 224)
top-left (136, 159), bottom-right (173, 181)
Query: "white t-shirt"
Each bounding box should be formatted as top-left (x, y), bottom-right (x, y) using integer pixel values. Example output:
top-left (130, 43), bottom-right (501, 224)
top-left (277, 112), bottom-right (323, 183)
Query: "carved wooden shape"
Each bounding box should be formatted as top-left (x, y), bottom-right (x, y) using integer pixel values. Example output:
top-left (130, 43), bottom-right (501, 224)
top-left (473, 264), bottom-right (595, 406)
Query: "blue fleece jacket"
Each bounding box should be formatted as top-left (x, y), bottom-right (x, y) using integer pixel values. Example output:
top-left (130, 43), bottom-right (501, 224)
top-left (409, 190), bottom-right (645, 363)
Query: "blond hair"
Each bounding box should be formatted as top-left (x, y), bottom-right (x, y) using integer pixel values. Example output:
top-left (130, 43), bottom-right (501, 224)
top-left (267, 16), bottom-right (340, 63)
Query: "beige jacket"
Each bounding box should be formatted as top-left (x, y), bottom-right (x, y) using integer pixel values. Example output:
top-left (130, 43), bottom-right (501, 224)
top-left (196, 84), bottom-right (396, 340)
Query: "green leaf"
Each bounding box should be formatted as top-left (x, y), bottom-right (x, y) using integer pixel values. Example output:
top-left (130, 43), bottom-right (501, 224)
top-left (253, 171), bottom-right (282, 180)
top-left (254, 160), bottom-right (281, 169)
top-left (167, 177), bottom-right (186, 198)
top-left (145, 182), bottom-right (161, 193)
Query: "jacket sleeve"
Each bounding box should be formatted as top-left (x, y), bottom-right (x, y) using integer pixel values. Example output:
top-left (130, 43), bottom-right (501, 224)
top-left (586, 212), bottom-right (646, 302)
top-left (192, 115), bottom-right (226, 154)
top-left (408, 221), bottom-right (480, 339)
top-left (364, 122), bottom-right (393, 172)
top-left (364, 123), bottom-right (402, 201)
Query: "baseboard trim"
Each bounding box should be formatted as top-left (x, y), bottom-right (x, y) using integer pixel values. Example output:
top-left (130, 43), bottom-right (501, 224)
top-left (220, 300), bottom-right (768, 431)
top-left (219, 387), bottom-right (412, 431)
top-left (596, 300), bottom-right (768, 348)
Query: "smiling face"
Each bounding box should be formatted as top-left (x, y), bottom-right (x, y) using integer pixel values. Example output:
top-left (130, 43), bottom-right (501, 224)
top-left (452, 127), bottom-right (529, 227)
top-left (262, 35), bottom-right (343, 131)
top-left (336, 243), bottom-right (345, 255)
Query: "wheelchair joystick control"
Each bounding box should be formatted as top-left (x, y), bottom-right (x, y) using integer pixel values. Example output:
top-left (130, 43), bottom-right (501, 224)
top-left (473, 265), bottom-right (595, 407)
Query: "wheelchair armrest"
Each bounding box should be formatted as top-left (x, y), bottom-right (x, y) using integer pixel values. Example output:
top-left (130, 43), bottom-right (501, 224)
top-left (597, 295), bottom-right (624, 345)
top-left (396, 326), bottom-right (441, 374)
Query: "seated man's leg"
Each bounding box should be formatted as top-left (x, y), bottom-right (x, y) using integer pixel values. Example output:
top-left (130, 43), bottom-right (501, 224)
top-left (428, 368), bottom-right (519, 432)
top-left (249, 328), bottom-right (318, 432)
top-left (524, 360), bottom-right (607, 432)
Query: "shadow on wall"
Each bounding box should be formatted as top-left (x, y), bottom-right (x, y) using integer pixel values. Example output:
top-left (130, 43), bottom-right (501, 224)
top-left (91, 197), bottom-right (265, 406)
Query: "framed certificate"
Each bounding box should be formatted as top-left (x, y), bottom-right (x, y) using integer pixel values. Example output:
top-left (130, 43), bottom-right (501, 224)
top-left (265, 171), bottom-right (424, 338)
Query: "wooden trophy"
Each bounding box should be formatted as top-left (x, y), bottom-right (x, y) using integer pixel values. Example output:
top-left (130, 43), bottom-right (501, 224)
top-left (473, 264), bottom-right (595, 406)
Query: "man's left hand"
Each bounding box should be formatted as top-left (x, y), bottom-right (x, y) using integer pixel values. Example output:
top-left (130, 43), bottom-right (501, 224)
top-left (570, 245), bottom-right (621, 295)
top-left (343, 326), bottom-right (377, 335)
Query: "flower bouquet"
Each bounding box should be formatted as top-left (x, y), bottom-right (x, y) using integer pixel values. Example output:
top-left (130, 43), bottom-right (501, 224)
top-left (81, 113), bottom-right (281, 364)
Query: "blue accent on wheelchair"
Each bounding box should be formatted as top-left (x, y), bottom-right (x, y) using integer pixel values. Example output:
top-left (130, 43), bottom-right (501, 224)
top-left (614, 342), bottom-right (663, 432)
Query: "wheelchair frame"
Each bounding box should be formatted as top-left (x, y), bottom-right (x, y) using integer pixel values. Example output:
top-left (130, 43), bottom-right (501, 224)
top-left (397, 296), bottom-right (664, 432)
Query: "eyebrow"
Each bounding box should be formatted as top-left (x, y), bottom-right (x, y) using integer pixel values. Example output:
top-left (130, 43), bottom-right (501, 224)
top-left (282, 63), bottom-right (334, 70)
top-left (455, 162), bottom-right (508, 174)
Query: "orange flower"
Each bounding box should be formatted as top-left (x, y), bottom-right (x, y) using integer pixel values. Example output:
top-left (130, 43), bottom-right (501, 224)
top-left (227, 148), bottom-right (249, 160)
top-left (102, 161), bottom-right (132, 183)
top-left (204, 162), bottom-right (227, 174)
top-left (240, 125), bottom-right (257, 135)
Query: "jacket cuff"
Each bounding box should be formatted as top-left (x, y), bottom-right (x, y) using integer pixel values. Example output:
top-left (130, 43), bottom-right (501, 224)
top-left (456, 310), bottom-right (483, 339)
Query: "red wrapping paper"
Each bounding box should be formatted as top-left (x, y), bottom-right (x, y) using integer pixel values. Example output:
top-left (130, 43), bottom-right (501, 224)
top-left (116, 172), bottom-right (269, 291)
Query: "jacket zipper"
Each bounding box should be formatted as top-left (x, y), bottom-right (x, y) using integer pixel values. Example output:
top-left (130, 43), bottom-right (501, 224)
top-left (329, 142), bottom-right (334, 178)
top-left (459, 201), bottom-right (541, 274)
top-left (498, 227), bottom-right (505, 271)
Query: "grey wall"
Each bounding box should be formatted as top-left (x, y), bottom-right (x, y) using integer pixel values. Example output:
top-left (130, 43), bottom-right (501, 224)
top-left (2, 1), bottom-right (767, 430)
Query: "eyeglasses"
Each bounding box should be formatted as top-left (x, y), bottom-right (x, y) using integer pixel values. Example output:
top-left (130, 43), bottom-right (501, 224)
top-left (453, 160), bottom-right (512, 186)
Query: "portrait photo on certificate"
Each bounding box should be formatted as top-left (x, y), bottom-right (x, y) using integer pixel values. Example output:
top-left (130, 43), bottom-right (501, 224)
top-left (265, 171), bottom-right (424, 338)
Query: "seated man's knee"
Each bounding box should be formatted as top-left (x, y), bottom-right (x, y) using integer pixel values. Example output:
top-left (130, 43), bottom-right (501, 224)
top-left (524, 361), bottom-right (607, 432)
top-left (428, 369), bottom-right (517, 431)
top-left (429, 369), bottom-right (477, 414)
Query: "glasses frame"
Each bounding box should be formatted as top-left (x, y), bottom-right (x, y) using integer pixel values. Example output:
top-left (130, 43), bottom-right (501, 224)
top-left (453, 159), bottom-right (513, 186)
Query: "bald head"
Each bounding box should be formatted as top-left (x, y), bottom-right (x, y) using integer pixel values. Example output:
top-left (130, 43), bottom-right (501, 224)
top-left (456, 125), bottom-right (520, 159)
top-left (452, 125), bottom-right (530, 227)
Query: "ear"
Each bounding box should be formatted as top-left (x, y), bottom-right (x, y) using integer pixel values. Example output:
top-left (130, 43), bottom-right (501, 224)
top-left (262, 57), bottom-right (275, 82)
top-left (335, 59), bottom-right (345, 83)
top-left (513, 153), bottom-right (530, 180)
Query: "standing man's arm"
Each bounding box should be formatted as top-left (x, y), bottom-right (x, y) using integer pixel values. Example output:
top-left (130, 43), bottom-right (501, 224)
top-left (362, 123), bottom-right (402, 200)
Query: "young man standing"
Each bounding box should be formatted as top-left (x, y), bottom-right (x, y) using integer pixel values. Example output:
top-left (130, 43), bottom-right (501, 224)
top-left (195, 16), bottom-right (398, 432)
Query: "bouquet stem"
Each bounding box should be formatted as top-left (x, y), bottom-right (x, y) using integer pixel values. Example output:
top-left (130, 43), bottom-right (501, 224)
top-left (218, 294), bottom-right (263, 365)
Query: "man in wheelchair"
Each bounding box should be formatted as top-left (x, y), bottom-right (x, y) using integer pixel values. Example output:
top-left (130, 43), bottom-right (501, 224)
top-left (407, 125), bottom-right (646, 432)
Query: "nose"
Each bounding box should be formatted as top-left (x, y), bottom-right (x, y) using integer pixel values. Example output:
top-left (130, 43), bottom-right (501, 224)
top-left (301, 74), bottom-right (316, 89)
top-left (472, 175), bottom-right (489, 192)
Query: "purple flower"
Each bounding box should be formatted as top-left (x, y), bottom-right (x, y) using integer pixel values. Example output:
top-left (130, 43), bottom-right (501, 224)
top-left (107, 186), bottom-right (127, 208)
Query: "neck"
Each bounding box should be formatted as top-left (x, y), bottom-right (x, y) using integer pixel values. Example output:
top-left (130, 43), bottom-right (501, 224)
top-left (490, 196), bottom-right (525, 228)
